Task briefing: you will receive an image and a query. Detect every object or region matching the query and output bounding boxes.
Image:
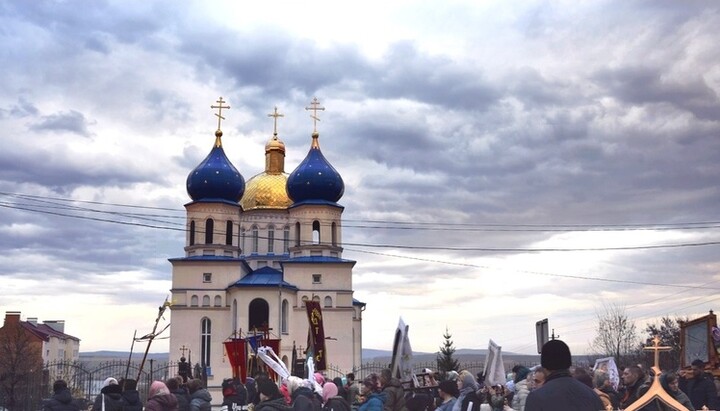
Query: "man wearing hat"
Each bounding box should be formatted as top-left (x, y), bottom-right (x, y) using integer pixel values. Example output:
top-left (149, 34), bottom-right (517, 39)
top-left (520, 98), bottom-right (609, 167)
top-left (525, 340), bottom-right (603, 410)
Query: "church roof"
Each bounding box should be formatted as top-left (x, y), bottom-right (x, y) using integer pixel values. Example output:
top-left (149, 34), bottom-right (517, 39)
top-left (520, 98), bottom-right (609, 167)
top-left (229, 266), bottom-right (298, 290)
top-left (281, 256), bottom-right (356, 265)
top-left (286, 132), bottom-right (344, 206)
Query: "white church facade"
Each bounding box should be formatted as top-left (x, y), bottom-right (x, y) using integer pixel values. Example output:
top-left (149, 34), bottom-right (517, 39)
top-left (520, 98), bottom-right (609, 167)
top-left (169, 98), bottom-right (364, 397)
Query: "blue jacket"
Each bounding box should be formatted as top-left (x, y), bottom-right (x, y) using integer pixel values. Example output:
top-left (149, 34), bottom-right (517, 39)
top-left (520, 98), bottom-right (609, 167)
top-left (359, 393), bottom-right (387, 411)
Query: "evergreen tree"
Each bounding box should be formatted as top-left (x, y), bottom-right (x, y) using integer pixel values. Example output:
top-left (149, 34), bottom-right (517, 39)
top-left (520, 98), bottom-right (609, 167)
top-left (436, 327), bottom-right (460, 373)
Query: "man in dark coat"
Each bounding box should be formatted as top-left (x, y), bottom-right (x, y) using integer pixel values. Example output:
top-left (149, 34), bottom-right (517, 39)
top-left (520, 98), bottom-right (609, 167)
top-left (619, 366), bottom-right (652, 410)
top-left (43, 380), bottom-right (81, 411)
top-left (680, 359), bottom-right (720, 410)
top-left (525, 340), bottom-right (603, 411)
top-left (166, 377), bottom-right (191, 411)
top-left (119, 379), bottom-right (144, 411)
top-left (380, 369), bottom-right (407, 411)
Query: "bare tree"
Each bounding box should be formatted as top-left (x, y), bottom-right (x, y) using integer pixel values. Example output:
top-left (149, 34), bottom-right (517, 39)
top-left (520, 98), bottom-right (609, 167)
top-left (592, 303), bottom-right (640, 365)
top-left (0, 321), bottom-right (44, 411)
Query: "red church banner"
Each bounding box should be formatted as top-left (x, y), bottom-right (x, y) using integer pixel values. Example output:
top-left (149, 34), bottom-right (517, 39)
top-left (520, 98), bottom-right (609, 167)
top-left (305, 301), bottom-right (327, 370)
top-left (223, 338), bottom-right (247, 383)
top-left (263, 338), bottom-right (281, 380)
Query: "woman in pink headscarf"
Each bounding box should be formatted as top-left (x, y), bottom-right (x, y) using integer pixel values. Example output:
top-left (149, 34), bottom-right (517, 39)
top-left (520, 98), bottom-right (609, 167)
top-left (322, 382), bottom-right (351, 411)
top-left (146, 381), bottom-right (179, 411)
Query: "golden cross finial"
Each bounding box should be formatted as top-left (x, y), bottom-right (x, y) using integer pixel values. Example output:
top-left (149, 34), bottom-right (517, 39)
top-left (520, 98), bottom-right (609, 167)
top-left (644, 335), bottom-right (672, 369)
top-left (267, 106), bottom-right (284, 136)
top-left (211, 97), bottom-right (230, 131)
top-left (305, 97), bottom-right (325, 133)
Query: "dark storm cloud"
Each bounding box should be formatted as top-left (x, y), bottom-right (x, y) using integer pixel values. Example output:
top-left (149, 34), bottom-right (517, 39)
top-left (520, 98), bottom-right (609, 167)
top-left (0, 143), bottom-right (165, 189)
top-left (29, 110), bottom-right (92, 136)
top-left (594, 66), bottom-right (720, 121)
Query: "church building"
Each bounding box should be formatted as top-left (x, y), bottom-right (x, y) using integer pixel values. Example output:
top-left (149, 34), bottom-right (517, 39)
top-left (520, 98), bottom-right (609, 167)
top-left (168, 98), bottom-right (363, 396)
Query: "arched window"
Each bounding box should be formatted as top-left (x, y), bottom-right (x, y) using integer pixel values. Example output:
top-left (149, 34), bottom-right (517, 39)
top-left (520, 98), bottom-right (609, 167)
top-left (214, 295), bottom-right (222, 307)
top-left (191, 295), bottom-right (199, 307)
top-left (267, 225), bottom-right (275, 254)
top-left (324, 296), bottom-right (332, 308)
top-left (312, 220), bottom-right (320, 244)
top-left (226, 221), bottom-right (233, 246)
top-left (248, 298), bottom-right (269, 332)
top-left (205, 219), bottom-right (214, 244)
top-left (281, 299), bottom-right (289, 333)
top-left (252, 225), bottom-right (259, 253)
top-left (331, 222), bottom-right (337, 246)
top-left (201, 318), bottom-right (211, 366)
top-left (283, 226), bottom-right (290, 253)
top-left (189, 221), bottom-right (195, 246)
top-left (202, 295), bottom-right (210, 307)
top-left (312, 295), bottom-right (320, 302)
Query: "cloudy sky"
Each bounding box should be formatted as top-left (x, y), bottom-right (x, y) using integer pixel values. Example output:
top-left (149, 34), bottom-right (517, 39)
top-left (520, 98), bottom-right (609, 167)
top-left (1, 0), bottom-right (719, 360)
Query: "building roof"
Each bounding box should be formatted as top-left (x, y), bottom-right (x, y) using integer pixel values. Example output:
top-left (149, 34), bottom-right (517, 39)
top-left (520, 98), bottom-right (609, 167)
top-left (229, 266), bottom-right (299, 290)
top-left (281, 256), bottom-right (356, 265)
top-left (20, 321), bottom-right (80, 342)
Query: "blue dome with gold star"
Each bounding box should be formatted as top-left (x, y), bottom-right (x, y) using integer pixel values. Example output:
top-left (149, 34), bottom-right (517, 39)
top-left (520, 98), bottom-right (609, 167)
top-left (287, 132), bottom-right (344, 205)
top-left (186, 130), bottom-right (245, 203)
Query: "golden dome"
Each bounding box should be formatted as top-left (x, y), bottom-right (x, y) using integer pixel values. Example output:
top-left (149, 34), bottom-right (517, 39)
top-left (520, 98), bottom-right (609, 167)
top-left (266, 136), bottom-right (285, 153)
top-left (240, 172), bottom-right (291, 210)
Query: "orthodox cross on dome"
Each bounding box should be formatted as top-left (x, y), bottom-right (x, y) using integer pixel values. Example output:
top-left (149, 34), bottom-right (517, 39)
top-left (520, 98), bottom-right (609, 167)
top-left (305, 97), bottom-right (325, 133)
top-left (267, 106), bottom-right (284, 136)
top-left (644, 335), bottom-right (671, 369)
top-left (211, 97), bottom-right (230, 131)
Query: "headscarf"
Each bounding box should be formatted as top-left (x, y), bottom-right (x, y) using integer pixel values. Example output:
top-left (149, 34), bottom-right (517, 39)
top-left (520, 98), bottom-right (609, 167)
top-left (103, 378), bottom-right (118, 387)
top-left (322, 382), bottom-right (338, 404)
top-left (149, 381), bottom-right (170, 398)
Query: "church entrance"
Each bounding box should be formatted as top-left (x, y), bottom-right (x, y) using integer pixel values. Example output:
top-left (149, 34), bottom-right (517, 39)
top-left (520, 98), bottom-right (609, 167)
top-left (248, 298), bottom-right (270, 333)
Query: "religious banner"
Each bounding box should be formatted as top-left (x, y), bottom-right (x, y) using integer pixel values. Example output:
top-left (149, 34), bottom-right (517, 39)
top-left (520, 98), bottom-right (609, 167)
top-left (223, 338), bottom-right (247, 383)
top-left (483, 339), bottom-right (506, 387)
top-left (262, 339), bottom-right (282, 380)
top-left (247, 334), bottom-right (263, 354)
top-left (390, 317), bottom-right (413, 381)
top-left (593, 356), bottom-right (620, 390)
top-left (305, 300), bottom-right (327, 370)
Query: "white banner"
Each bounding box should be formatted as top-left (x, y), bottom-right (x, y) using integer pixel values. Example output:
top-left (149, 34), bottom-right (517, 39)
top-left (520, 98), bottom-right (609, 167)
top-left (483, 339), bottom-right (506, 387)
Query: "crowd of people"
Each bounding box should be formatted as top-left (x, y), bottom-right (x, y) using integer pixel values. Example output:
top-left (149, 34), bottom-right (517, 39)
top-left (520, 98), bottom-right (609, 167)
top-left (41, 343), bottom-right (720, 411)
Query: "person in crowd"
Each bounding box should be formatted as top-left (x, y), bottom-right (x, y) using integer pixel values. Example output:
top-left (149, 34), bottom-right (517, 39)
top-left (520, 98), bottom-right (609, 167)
top-left (256, 379), bottom-right (293, 411)
top-left (524, 339), bottom-right (603, 411)
top-left (333, 378), bottom-right (348, 402)
top-left (619, 365), bottom-right (651, 409)
top-left (119, 379), bottom-right (143, 411)
top-left (433, 380), bottom-right (458, 411)
top-left (680, 359), bottom-right (720, 410)
top-left (346, 373), bottom-right (360, 406)
top-left (529, 368), bottom-right (548, 392)
top-left (660, 372), bottom-right (695, 411)
top-left (44, 380), bottom-right (81, 411)
top-left (511, 366), bottom-right (531, 411)
top-left (289, 376), bottom-right (323, 411)
top-left (92, 377), bottom-right (123, 411)
top-left (322, 382), bottom-right (351, 411)
top-left (166, 377), bottom-right (191, 411)
top-left (222, 377), bottom-right (248, 411)
top-left (452, 371), bottom-right (481, 411)
top-left (593, 372), bottom-right (620, 410)
top-left (379, 368), bottom-right (407, 411)
top-left (187, 379), bottom-right (212, 411)
top-left (145, 381), bottom-right (179, 411)
top-left (358, 377), bottom-right (386, 411)
top-left (486, 385), bottom-right (506, 411)
top-left (246, 377), bottom-right (258, 406)
top-left (444, 372), bottom-right (458, 383)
